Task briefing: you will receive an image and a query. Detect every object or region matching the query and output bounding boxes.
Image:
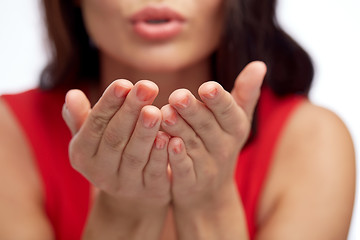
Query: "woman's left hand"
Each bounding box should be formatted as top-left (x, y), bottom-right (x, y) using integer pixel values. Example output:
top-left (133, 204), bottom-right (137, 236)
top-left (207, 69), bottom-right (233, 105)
top-left (161, 61), bottom-right (266, 239)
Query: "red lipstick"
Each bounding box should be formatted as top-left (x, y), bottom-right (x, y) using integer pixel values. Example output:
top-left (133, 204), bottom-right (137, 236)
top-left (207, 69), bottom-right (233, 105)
top-left (130, 6), bottom-right (185, 41)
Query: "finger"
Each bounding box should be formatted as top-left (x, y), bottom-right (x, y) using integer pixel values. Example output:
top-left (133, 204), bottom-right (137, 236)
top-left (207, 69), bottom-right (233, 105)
top-left (167, 89), bottom-right (225, 151)
top-left (69, 80), bottom-right (133, 162)
top-left (198, 81), bottom-right (247, 137)
top-left (231, 61), bottom-right (267, 120)
top-left (144, 131), bottom-right (170, 192)
top-left (161, 104), bottom-right (214, 181)
top-left (118, 105), bottom-right (162, 189)
top-left (97, 80), bottom-right (158, 155)
top-left (63, 89), bottom-right (91, 136)
top-left (161, 104), bottom-right (206, 157)
top-left (168, 137), bottom-right (196, 190)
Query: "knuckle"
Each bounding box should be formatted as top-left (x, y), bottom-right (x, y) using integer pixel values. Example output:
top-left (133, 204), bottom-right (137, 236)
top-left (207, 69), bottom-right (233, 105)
top-left (184, 136), bottom-right (202, 152)
top-left (147, 170), bottom-right (164, 181)
top-left (88, 113), bottom-right (109, 135)
top-left (122, 151), bottom-right (145, 169)
top-left (102, 128), bottom-right (126, 150)
top-left (196, 119), bottom-right (214, 133)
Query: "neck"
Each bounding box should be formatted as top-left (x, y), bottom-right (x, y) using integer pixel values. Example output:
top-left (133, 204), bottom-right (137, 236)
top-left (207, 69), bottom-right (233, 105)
top-left (99, 54), bottom-right (213, 107)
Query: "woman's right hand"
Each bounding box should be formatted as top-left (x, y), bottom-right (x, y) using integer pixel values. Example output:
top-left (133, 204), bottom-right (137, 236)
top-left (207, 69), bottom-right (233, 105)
top-left (62, 79), bottom-right (170, 239)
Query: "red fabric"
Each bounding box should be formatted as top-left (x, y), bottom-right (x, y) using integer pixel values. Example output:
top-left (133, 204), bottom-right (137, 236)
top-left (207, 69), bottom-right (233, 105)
top-left (1, 87), bottom-right (304, 239)
top-left (2, 89), bottom-right (90, 240)
top-left (236, 88), bottom-right (304, 238)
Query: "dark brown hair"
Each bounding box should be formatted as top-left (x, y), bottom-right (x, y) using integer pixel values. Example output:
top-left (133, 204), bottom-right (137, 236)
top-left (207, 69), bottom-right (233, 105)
top-left (40, 0), bottom-right (313, 97)
top-left (217, 0), bottom-right (313, 95)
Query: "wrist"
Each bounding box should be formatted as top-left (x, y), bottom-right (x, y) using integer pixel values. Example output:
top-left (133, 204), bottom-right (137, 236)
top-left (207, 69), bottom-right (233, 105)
top-left (83, 191), bottom-right (169, 240)
top-left (173, 183), bottom-right (249, 240)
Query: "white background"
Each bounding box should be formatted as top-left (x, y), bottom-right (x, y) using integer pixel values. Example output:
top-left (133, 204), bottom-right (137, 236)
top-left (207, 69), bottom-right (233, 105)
top-left (0, 0), bottom-right (359, 238)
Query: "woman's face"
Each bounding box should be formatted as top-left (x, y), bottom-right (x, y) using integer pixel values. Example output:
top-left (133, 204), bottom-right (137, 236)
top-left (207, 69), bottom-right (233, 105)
top-left (81, 0), bottom-right (225, 73)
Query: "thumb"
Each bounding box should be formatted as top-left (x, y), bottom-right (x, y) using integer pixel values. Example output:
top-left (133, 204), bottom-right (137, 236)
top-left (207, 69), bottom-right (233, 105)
top-left (231, 61), bottom-right (267, 120)
top-left (62, 89), bottom-right (91, 136)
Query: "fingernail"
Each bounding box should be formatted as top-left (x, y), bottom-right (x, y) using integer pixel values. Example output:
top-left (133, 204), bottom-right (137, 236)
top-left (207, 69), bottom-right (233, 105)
top-left (114, 85), bottom-right (128, 98)
top-left (142, 112), bottom-right (158, 128)
top-left (163, 109), bottom-right (177, 126)
top-left (136, 84), bottom-right (153, 101)
top-left (155, 136), bottom-right (166, 150)
top-left (172, 142), bottom-right (183, 154)
top-left (203, 87), bottom-right (218, 99)
top-left (174, 96), bottom-right (189, 109)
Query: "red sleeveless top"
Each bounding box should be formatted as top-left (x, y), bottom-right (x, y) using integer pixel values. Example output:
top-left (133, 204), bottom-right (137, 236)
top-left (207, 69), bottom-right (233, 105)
top-left (1, 87), bottom-right (304, 240)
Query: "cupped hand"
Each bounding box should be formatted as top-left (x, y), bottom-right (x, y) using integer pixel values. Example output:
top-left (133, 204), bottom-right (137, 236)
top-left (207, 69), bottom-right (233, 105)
top-left (160, 61), bottom-right (267, 209)
top-left (62, 79), bottom-right (171, 213)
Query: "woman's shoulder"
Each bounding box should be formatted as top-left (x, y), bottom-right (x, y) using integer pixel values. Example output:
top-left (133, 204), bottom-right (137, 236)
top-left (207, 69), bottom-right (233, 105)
top-left (0, 97), bottom-right (34, 161)
top-left (1, 88), bottom-right (68, 137)
top-left (257, 100), bottom-right (355, 238)
top-left (281, 100), bottom-right (355, 159)
top-left (274, 100), bottom-right (355, 197)
top-left (0, 98), bottom-right (54, 239)
top-left (0, 96), bottom-right (43, 202)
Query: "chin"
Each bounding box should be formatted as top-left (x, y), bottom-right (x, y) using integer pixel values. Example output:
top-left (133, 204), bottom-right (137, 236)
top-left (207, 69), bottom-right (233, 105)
top-left (138, 62), bottom-right (186, 73)
top-left (129, 56), bottom-right (197, 74)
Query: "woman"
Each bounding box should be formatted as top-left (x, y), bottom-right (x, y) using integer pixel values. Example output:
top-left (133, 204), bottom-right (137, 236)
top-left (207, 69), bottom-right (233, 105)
top-left (0, 0), bottom-right (355, 239)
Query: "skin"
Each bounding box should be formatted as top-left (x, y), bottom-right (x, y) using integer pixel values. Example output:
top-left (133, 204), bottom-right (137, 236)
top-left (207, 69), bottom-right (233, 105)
top-left (0, 0), bottom-right (356, 239)
top-left (63, 62), bottom-right (265, 240)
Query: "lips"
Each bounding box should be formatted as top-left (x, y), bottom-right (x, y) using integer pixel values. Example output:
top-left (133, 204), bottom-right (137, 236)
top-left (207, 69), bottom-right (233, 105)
top-left (130, 6), bottom-right (185, 41)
